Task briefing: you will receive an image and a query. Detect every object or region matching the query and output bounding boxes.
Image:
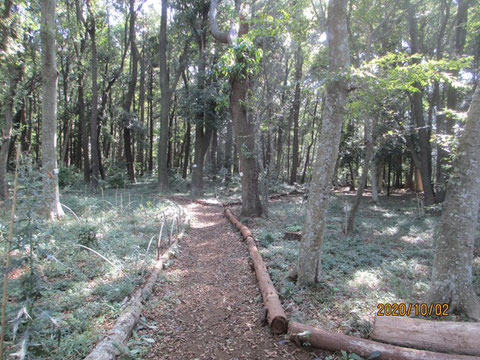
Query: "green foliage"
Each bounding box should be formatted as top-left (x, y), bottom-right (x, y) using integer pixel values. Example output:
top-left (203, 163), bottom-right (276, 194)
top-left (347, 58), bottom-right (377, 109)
top-left (353, 52), bottom-right (472, 93)
top-left (106, 166), bottom-right (128, 188)
top-left (58, 167), bottom-right (83, 188)
top-left (217, 37), bottom-right (263, 78)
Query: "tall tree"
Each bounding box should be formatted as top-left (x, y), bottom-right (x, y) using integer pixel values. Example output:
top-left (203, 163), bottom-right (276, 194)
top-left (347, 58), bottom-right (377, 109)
top-left (41, 0), bottom-right (64, 219)
top-left (297, 0), bottom-right (349, 285)
top-left (158, 0), bottom-right (189, 191)
top-left (427, 85), bottom-right (480, 321)
top-left (86, 0), bottom-right (100, 186)
top-left (123, 0), bottom-right (138, 183)
top-left (209, 0), bottom-right (263, 217)
top-left (289, 42), bottom-right (303, 185)
top-left (405, 0), bottom-right (436, 205)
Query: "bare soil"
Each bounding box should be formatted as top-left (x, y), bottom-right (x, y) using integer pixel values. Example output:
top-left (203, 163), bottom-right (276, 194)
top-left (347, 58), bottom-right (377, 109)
top-left (139, 200), bottom-right (321, 359)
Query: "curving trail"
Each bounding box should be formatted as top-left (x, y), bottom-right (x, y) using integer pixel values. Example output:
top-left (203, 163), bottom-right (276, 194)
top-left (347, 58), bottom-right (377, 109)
top-left (139, 200), bottom-right (319, 359)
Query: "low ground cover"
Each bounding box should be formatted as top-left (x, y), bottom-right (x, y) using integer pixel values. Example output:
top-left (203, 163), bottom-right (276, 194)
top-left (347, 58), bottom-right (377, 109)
top-left (0, 169), bottom-right (185, 359)
top-left (242, 191), bottom-right (480, 337)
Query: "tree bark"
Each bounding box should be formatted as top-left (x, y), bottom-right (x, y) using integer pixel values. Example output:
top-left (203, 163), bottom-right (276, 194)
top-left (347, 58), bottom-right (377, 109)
top-left (123, 0), bottom-right (138, 183)
top-left (191, 125), bottom-right (213, 196)
top-left (209, 0), bottom-right (262, 217)
top-left (346, 118), bottom-right (375, 234)
top-left (297, 0), bottom-right (349, 285)
top-left (406, 0), bottom-right (436, 205)
top-left (289, 43), bottom-right (303, 185)
top-left (224, 118), bottom-right (233, 182)
top-left (426, 85), bottom-right (480, 320)
top-left (41, 0), bottom-right (64, 219)
top-left (158, 0), bottom-right (170, 191)
top-left (0, 67), bottom-right (21, 199)
top-left (86, 0), bottom-right (100, 186)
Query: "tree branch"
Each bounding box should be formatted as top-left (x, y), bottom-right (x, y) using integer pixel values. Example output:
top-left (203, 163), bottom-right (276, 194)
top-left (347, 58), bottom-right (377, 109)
top-left (209, 0), bottom-right (230, 44)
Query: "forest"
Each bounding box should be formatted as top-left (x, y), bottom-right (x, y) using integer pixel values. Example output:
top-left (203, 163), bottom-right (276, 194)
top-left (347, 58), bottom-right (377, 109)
top-left (0, 0), bottom-right (479, 358)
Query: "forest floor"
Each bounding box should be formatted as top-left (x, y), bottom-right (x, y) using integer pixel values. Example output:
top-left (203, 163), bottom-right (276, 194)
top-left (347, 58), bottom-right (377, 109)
top-left (3, 173), bottom-right (479, 359)
top-left (130, 198), bottom-right (322, 360)
top-left (240, 189), bottom-right (480, 338)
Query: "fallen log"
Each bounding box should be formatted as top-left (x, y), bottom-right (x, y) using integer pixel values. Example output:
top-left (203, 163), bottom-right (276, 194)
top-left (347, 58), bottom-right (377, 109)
top-left (288, 321), bottom-right (480, 360)
top-left (246, 236), bottom-right (288, 334)
top-left (223, 191), bottom-right (304, 207)
top-left (84, 237), bottom-right (181, 360)
top-left (224, 208), bottom-right (287, 334)
top-left (371, 315), bottom-right (480, 356)
top-left (284, 231), bottom-right (302, 241)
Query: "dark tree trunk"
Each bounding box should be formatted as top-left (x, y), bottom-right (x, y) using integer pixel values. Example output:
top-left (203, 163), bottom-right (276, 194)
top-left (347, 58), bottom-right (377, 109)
top-left (406, 0), bottom-right (436, 205)
top-left (87, 0), bottom-right (100, 186)
top-left (289, 43), bottom-right (303, 185)
top-left (191, 125), bottom-right (213, 196)
top-left (224, 118), bottom-right (233, 182)
top-left (182, 122), bottom-right (191, 179)
top-left (148, 64), bottom-right (154, 172)
top-left (123, 0), bottom-right (138, 183)
top-left (158, 0), bottom-right (170, 190)
top-left (138, 46), bottom-right (146, 175)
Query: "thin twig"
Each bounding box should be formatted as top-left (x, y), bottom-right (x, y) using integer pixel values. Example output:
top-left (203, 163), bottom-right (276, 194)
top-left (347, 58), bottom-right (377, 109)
top-left (75, 244), bottom-right (122, 272)
top-left (61, 204), bottom-right (80, 221)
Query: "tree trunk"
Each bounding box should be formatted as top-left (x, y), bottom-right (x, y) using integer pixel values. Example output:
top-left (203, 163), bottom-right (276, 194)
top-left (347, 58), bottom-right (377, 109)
top-left (190, 125), bottom-right (212, 196)
top-left (289, 43), bottom-right (303, 185)
top-left (371, 156), bottom-right (379, 203)
top-left (123, 0), bottom-right (138, 183)
top-left (406, 0), bottom-right (435, 205)
top-left (158, 0), bottom-right (170, 191)
top-left (138, 46), bottom-right (146, 175)
top-left (297, 0), bottom-right (349, 285)
top-left (87, 2), bottom-right (100, 186)
top-left (224, 118), bottom-right (233, 182)
top-left (437, 0), bottom-right (469, 203)
top-left (182, 121), bottom-right (191, 179)
top-left (40, 0), bottom-right (64, 220)
top-left (231, 72), bottom-right (263, 217)
top-left (346, 118), bottom-right (375, 234)
top-left (426, 85), bottom-right (480, 320)
top-left (0, 67), bottom-right (21, 199)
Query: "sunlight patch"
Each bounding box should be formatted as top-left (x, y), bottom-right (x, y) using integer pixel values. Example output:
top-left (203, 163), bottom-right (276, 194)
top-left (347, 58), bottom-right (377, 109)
top-left (348, 270), bottom-right (380, 289)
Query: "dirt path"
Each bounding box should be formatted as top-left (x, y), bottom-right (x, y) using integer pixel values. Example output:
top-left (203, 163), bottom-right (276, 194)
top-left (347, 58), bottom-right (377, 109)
top-left (139, 200), bottom-right (320, 360)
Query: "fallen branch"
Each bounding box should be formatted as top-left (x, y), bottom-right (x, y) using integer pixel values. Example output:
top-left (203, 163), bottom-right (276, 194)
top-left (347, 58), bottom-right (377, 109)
top-left (224, 208), bottom-right (287, 334)
top-left (84, 236), bottom-right (181, 360)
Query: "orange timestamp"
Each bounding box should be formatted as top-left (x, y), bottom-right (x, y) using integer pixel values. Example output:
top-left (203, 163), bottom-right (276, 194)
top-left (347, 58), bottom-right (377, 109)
top-left (376, 303), bottom-right (449, 317)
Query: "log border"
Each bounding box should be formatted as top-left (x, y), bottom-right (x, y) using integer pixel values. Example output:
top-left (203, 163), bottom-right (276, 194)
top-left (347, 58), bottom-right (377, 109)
top-left (222, 202), bottom-right (480, 360)
top-left (84, 235), bottom-right (182, 360)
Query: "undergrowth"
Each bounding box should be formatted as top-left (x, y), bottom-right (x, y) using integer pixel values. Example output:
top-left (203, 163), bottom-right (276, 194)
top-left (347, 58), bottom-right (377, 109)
top-left (0, 157), bottom-right (187, 359)
top-left (248, 191), bottom-right (480, 338)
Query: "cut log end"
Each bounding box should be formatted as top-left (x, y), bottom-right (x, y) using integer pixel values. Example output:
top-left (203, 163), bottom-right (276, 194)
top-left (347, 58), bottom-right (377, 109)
top-left (271, 316), bottom-right (288, 335)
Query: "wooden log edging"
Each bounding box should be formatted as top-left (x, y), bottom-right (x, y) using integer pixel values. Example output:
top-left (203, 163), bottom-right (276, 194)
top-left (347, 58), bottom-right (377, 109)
top-left (84, 236), bottom-right (182, 360)
top-left (371, 315), bottom-right (480, 356)
top-left (222, 207), bottom-right (480, 360)
top-left (224, 208), bottom-right (288, 334)
top-left (289, 321), bottom-right (480, 360)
